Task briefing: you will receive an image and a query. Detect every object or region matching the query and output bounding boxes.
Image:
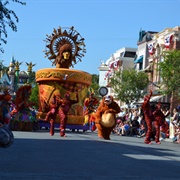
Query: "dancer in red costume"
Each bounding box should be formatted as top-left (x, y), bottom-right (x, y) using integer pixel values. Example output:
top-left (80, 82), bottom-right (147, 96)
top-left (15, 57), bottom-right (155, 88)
top-left (44, 94), bottom-right (61, 136)
top-left (152, 103), bottom-right (165, 144)
top-left (141, 90), bottom-right (154, 144)
top-left (58, 91), bottom-right (79, 137)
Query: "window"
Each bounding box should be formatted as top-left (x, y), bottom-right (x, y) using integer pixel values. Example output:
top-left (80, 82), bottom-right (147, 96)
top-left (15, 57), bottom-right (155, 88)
top-left (124, 51), bottom-right (136, 58)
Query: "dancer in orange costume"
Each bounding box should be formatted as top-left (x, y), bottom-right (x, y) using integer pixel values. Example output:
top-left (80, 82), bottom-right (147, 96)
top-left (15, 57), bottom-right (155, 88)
top-left (58, 91), bottom-right (79, 137)
top-left (141, 90), bottom-right (154, 144)
top-left (152, 103), bottom-right (165, 144)
top-left (83, 93), bottom-right (99, 130)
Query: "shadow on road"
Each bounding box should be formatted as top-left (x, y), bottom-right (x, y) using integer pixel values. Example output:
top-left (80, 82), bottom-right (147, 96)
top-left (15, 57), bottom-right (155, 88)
top-left (0, 130), bottom-right (179, 180)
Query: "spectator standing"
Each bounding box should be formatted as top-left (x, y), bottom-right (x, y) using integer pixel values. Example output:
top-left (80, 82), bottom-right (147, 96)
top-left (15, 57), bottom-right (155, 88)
top-left (171, 107), bottom-right (180, 142)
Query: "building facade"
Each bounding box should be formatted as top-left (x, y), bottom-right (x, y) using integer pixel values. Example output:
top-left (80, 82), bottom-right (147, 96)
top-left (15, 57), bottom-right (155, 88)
top-left (98, 47), bottom-right (137, 88)
top-left (98, 26), bottom-right (180, 108)
top-left (135, 26), bottom-right (180, 106)
top-left (98, 47), bottom-right (137, 105)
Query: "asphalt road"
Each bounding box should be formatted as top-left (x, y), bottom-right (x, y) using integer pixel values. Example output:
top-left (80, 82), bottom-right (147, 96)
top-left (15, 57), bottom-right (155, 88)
top-left (0, 129), bottom-right (180, 180)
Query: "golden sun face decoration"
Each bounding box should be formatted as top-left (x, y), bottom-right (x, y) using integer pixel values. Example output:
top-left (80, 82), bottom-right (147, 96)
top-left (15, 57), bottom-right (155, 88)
top-left (44, 26), bottom-right (86, 68)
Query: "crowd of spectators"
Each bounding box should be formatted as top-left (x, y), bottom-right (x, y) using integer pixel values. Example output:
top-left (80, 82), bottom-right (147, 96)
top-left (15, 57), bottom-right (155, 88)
top-left (113, 105), bottom-right (172, 142)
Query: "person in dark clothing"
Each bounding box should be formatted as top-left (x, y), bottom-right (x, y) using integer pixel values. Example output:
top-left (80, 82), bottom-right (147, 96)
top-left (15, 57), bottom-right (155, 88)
top-left (126, 116), bottom-right (140, 136)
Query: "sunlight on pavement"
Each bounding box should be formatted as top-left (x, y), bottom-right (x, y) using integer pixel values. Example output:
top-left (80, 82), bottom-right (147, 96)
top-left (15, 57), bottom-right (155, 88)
top-left (123, 154), bottom-right (180, 161)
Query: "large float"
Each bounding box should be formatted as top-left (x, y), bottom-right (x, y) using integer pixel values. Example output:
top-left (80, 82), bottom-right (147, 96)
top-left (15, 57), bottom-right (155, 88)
top-left (36, 26), bottom-right (92, 131)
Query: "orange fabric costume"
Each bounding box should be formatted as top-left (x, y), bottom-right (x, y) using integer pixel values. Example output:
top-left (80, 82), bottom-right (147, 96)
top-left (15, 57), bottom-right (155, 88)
top-left (94, 95), bottom-right (121, 140)
top-left (83, 93), bottom-right (99, 130)
top-left (58, 92), bottom-right (79, 137)
top-left (44, 92), bottom-right (79, 137)
top-left (153, 103), bottom-right (165, 144)
top-left (44, 94), bottom-right (61, 136)
top-left (141, 90), bottom-right (154, 144)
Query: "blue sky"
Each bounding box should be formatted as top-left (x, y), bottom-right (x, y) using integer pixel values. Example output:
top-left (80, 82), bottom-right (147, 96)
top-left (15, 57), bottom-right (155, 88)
top-left (1, 0), bottom-right (180, 75)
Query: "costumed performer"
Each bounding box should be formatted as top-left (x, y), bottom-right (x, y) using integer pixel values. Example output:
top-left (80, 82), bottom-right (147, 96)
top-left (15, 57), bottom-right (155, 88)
top-left (94, 95), bottom-right (121, 140)
top-left (44, 94), bottom-right (62, 136)
top-left (83, 92), bottom-right (99, 131)
top-left (58, 91), bottom-right (79, 137)
top-left (152, 102), bottom-right (165, 144)
top-left (141, 90), bottom-right (154, 144)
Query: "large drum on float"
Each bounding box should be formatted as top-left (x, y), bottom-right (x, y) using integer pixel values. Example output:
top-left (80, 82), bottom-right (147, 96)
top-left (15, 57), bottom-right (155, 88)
top-left (36, 68), bottom-right (92, 125)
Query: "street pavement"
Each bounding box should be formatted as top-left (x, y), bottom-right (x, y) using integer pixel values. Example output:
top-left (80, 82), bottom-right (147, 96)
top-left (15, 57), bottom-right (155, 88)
top-left (0, 129), bottom-right (180, 180)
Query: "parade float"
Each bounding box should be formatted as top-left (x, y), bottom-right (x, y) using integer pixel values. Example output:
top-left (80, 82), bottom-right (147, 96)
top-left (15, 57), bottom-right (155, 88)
top-left (7, 60), bottom-right (39, 132)
top-left (10, 84), bottom-right (39, 131)
top-left (36, 26), bottom-right (92, 131)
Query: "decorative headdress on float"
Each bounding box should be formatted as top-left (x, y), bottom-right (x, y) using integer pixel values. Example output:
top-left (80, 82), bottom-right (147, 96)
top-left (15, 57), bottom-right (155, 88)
top-left (44, 26), bottom-right (86, 68)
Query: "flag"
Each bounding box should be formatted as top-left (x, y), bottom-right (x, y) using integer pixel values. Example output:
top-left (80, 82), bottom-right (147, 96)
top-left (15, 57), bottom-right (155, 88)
top-left (148, 43), bottom-right (154, 55)
top-left (109, 62), bottom-right (113, 69)
top-left (113, 60), bottom-right (120, 70)
top-left (104, 69), bottom-right (112, 80)
top-left (108, 54), bottom-right (115, 69)
top-left (164, 35), bottom-right (173, 48)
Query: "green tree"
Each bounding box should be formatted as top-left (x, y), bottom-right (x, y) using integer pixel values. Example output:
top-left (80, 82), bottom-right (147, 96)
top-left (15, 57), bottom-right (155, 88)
top-left (158, 50), bottom-right (180, 113)
top-left (90, 74), bottom-right (100, 97)
top-left (29, 83), bottom-right (39, 109)
top-left (110, 69), bottom-right (149, 105)
top-left (158, 50), bottom-right (180, 95)
top-left (0, 0), bottom-right (26, 53)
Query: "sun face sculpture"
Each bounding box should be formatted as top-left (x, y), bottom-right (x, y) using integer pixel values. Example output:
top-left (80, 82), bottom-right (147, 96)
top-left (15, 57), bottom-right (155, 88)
top-left (44, 26), bottom-right (86, 68)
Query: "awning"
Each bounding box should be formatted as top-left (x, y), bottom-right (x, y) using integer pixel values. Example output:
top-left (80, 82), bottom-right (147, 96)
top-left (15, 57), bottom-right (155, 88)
top-left (133, 95), bottom-right (169, 105)
top-left (133, 95), bottom-right (164, 104)
top-left (150, 95), bottom-right (164, 102)
top-left (134, 56), bottom-right (143, 63)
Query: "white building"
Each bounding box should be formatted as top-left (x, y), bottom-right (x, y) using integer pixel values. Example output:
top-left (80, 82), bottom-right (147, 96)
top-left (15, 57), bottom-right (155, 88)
top-left (98, 47), bottom-right (137, 95)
